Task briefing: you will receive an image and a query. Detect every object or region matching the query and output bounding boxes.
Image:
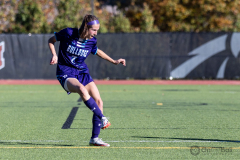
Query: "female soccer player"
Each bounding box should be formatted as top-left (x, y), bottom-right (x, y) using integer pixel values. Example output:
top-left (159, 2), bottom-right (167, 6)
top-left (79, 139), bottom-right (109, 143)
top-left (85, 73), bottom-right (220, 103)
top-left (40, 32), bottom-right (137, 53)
top-left (48, 14), bottom-right (126, 147)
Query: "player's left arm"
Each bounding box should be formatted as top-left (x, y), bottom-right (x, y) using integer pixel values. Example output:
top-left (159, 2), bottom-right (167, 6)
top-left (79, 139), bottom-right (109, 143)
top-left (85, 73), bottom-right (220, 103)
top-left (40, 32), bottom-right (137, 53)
top-left (96, 49), bottom-right (126, 66)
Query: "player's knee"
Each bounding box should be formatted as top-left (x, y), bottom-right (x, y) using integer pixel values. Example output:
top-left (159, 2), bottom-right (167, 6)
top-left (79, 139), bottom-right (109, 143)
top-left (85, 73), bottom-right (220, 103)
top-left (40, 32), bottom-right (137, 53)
top-left (76, 86), bottom-right (89, 100)
top-left (95, 98), bottom-right (103, 110)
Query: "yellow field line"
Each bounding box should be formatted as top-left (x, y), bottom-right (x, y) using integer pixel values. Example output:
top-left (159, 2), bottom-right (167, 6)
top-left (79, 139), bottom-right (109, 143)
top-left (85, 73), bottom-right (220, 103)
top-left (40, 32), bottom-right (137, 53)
top-left (0, 146), bottom-right (239, 149)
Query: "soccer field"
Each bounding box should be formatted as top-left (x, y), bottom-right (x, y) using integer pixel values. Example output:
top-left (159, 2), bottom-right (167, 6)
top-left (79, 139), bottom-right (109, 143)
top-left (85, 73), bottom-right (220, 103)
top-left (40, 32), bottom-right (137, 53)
top-left (0, 84), bottom-right (240, 159)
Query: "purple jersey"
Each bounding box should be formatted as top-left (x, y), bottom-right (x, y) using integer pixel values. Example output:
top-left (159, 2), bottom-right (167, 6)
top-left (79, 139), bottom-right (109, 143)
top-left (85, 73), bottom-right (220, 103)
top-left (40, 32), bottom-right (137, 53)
top-left (54, 28), bottom-right (98, 75)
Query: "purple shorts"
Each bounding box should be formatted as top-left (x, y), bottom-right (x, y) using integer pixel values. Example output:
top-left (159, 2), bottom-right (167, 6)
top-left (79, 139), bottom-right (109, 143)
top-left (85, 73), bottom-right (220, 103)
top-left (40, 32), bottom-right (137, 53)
top-left (56, 73), bottom-right (94, 94)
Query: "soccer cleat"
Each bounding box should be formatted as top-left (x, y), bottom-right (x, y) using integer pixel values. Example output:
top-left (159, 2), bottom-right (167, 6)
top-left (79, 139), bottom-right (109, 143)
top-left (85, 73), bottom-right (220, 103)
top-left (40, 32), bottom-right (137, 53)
top-left (89, 138), bottom-right (110, 147)
top-left (101, 117), bottom-right (111, 129)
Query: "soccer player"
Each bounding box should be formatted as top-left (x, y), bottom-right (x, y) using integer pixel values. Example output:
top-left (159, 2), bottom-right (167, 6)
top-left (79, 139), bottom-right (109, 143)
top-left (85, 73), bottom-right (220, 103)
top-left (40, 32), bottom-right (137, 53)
top-left (48, 14), bottom-right (126, 147)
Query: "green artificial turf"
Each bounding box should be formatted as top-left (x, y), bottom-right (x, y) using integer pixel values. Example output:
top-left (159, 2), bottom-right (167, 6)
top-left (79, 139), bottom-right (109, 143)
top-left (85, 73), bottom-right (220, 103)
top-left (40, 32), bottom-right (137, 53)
top-left (0, 84), bottom-right (240, 159)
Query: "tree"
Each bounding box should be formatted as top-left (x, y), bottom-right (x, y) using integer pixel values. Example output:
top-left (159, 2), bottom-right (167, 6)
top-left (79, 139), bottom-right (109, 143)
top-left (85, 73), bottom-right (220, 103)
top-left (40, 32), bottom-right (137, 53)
top-left (0, 0), bottom-right (17, 33)
top-left (52, 0), bottom-right (91, 31)
top-left (120, 1), bottom-right (158, 32)
top-left (108, 13), bottom-right (132, 33)
top-left (143, 0), bottom-right (240, 32)
top-left (100, 0), bottom-right (240, 32)
top-left (10, 0), bottom-right (51, 33)
top-left (139, 3), bottom-right (159, 32)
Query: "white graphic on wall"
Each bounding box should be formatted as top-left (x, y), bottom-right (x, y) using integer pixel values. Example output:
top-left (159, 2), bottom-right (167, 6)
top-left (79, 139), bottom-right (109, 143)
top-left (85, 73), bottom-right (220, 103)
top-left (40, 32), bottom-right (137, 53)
top-left (0, 41), bottom-right (5, 70)
top-left (170, 33), bottom-right (240, 78)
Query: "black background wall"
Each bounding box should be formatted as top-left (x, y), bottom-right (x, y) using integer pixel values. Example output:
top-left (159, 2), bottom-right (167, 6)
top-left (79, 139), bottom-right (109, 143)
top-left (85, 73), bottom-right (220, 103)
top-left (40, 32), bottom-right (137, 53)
top-left (0, 32), bottom-right (239, 79)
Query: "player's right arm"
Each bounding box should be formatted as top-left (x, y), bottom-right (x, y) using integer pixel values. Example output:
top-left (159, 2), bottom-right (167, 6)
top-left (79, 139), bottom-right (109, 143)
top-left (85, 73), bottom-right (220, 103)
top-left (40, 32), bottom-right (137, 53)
top-left (48, 36), bottom-right (58, 65)
top-left (97, 49), bottom-right (126, 66)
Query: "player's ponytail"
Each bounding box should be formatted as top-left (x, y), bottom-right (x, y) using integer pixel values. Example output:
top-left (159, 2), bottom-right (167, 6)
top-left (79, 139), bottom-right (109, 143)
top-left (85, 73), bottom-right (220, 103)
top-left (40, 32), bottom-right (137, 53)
top-left (79, 15), bottom-right (99, 39)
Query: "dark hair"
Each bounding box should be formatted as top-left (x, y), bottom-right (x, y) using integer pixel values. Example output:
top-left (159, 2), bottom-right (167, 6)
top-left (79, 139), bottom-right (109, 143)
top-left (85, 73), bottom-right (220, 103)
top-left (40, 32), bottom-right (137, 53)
top-left (79, 15), bottom-right (98, 39)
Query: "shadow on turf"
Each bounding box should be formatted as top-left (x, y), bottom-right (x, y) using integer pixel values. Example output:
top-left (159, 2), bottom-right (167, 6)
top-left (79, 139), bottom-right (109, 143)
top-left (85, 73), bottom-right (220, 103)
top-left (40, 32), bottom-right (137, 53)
top-left (161, 89), bottom-right (199, 92)
top-left (103, 102), bottom-right (209, 108)
top-left (0, 141), bottom-right (77, 147)
top-left (69, 127), bottom-right (187, 130)
top-left (132, 136), bottom-right (240, 143)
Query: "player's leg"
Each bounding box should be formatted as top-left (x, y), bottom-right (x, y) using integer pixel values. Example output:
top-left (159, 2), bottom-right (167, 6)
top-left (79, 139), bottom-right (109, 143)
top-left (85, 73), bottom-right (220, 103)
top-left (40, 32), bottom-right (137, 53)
top-left (86, 81), bottom-right (104, 138)
top-left (66, 78), bottom-right (104, 120)
top-left (85, 81), bottom-right (103, 112)
top-left (85, 81), bottom-right (111, 130)
top-left (85, 81), bottom-right (111, 147)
